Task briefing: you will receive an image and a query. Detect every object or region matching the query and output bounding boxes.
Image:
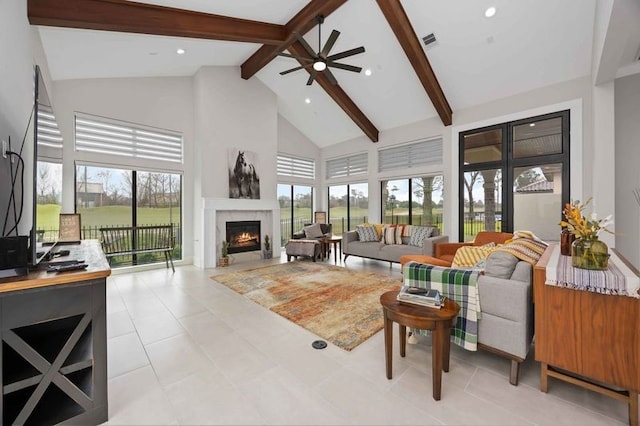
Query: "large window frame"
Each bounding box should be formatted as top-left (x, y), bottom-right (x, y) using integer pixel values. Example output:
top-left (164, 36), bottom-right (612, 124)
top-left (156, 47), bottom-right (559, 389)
top-left (458, 110), bottom-right (570, 241)
top-left (380, 175), bottom-right (444, 231)
top-left (74, 163), bottom-right (183, 268)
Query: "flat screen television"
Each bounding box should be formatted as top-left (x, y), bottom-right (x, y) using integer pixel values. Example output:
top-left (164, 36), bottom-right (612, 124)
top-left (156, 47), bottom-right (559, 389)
top-left (29, 65), bottom-right (57, 268)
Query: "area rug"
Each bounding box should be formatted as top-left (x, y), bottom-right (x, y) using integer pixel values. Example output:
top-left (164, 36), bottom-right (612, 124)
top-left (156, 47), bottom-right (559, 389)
top-left (211, 262), bottom-right (401, 351)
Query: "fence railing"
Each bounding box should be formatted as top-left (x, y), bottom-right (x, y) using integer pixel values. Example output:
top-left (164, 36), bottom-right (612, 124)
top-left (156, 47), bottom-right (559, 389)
top-left (37, 223), bottom-right (183, 268)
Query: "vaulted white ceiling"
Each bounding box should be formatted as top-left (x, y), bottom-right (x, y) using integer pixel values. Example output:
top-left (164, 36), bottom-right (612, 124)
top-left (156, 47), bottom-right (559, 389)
top-left (35, 0), bottom-right (640, 148)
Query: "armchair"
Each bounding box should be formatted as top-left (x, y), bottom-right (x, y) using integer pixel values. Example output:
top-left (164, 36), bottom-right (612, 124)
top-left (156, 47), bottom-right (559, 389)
top-left (434, 231), bottom-right (513, 266)
top-left (292, 223), bottom-right (332, 240)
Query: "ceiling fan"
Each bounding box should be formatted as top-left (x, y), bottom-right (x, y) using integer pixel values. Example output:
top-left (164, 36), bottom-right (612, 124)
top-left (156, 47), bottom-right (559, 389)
top-left (279, 15), bottom-right (365, 86)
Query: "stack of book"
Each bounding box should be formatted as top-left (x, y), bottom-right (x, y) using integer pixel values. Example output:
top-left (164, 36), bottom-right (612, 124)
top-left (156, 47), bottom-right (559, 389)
top-left (397, 286), bottom-right (444, 309)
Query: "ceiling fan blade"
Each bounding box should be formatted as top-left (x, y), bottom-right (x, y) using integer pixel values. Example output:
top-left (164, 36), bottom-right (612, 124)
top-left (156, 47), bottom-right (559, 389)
top-left (280, 63), bottom-right (314, 75)
top-left (327, 46), bottom-right (365, 62)
top-left (324, 68), bottom-right (338, 85)
top-left (278, 52), bottom-right (314, 62)
top-left (306, 70), bottom-right (318, 86)
top-left (295, 33), bottom-right (318, 59)
top-left (320, 30), bottom-right (340, 59)
top-left (328, 62), bottom-right (362, 73)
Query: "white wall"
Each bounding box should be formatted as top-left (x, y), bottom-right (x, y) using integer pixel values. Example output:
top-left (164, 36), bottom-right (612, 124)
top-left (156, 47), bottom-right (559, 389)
top-left (193, 66), bottom-right (278, 200)
top-left (615, 73), bottom-right (640, 268)
top-left (0, 1), bottom-right (53, 237)
top-left (276, 115), bottom-right (320, 205)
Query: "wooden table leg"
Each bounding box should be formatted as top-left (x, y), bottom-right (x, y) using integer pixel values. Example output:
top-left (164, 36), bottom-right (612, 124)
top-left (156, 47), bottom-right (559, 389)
top-left (443, 326), bottom-right (451, 373)
top-left (384, 310), bottom-right (393, 380)
top-left (540, 363), bottom-right (549, 393)
top-left (432, 323), bottom-right (444, 401)
top-left (399, 324), bottom-right (407, 357)
top-left (629, 391), bottom-right (638, 426)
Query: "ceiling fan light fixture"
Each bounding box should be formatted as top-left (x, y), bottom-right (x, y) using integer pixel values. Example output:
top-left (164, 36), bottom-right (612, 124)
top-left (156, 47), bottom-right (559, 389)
top-left (313, 61), bottom-right (327, 71)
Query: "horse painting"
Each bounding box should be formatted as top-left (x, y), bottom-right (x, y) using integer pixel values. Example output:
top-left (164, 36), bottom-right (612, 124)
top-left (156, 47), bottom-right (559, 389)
top-left (229, 149), bottom-right (260, 199)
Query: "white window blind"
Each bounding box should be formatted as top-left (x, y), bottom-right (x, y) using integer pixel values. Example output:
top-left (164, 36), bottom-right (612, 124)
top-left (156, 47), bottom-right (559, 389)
top-left (378, 138), bottom-right (442, 172)
top-left (75, 113), bottom-right (183, 164)
top-left (37, 105), bottom-right (63, 150)
top-left (277, 154), bottom-right (315, 179)
top-left (326, 153), bottom-right (368, 179)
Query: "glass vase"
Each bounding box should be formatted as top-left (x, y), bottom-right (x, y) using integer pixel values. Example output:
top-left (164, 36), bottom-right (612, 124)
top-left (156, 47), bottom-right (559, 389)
top-left (571, 237), bottom-right (609, 270)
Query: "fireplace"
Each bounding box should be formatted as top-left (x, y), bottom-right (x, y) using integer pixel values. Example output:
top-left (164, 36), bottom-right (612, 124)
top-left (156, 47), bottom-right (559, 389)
top-left (226, 221), bottom-right (261, 254)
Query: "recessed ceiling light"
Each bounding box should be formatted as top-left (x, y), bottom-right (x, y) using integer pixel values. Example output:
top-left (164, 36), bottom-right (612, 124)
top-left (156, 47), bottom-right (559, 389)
top-left (176, 48), bottom-right (185, 55)
top-left (529, 123), bottom-right (536, 127)
top-left (485, 6), bottom-right (496, 18)
top-left (364, 69), bottom-right (372, 76)
top-left (305, 98), bottom-right (311, 104)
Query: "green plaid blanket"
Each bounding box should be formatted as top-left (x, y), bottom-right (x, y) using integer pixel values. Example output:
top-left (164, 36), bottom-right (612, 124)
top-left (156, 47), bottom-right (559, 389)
top-left (403, 261), bottom-right (481, 351)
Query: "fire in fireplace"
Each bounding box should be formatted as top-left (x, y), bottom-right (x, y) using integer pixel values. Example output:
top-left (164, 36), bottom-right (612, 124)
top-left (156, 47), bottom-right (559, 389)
top-left (226, 221), bottom-right (261, 254)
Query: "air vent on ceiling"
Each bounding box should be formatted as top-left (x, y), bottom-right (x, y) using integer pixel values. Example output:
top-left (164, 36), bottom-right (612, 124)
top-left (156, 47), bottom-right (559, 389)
top-left (422, 33), bottom-right (437, 48)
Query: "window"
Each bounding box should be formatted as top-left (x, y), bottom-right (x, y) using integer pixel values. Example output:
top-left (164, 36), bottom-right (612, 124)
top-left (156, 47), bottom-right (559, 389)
top-left (277, 154), bottom-right (315, 179)
top-left (278, 184), bottom-right (313, 246)
top-left (75, 164), bottom-right (182, 268)
top-left (328, 183), bottom-right (369, 235)
top-left (35, 161), bottom-right (62, 242)
top-left (459, 110), bottom-right (569, 242)
top-left (381, 176), bottom-right (444, 231)
top-left (75, 113), bottom-right (183, 164)
top-left (326, 153), bottom-right (367, 179)
top-left (378, 138), bottom-right (442, 172)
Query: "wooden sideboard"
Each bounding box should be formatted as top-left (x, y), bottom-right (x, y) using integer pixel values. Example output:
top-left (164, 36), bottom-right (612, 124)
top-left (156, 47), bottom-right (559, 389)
top-left (0, 240), bottom-right (111, 425)
top-left (534, 244), bottom-right (640, 426)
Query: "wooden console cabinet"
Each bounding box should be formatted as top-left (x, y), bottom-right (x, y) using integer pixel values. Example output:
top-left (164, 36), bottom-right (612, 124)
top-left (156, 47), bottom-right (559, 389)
top-left (534, 244), bottom-right (640, 426)
top-left (0, 240), bottom-right (110, 425)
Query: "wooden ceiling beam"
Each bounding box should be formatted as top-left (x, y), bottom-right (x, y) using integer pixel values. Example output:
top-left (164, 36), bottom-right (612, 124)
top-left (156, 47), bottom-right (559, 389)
top-left (241, 0), bottom-right (347, 80)
top-left (288, 42), bottom-right (379, 142)
top-left (376, 0), bottom-right (452, 126)
top-left (27, 0), bottom-right (286, 45)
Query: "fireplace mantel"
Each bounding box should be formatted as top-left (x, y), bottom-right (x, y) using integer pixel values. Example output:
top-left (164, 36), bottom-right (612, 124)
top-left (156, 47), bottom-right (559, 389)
top-left (200, 198), bottom-right (281, 268)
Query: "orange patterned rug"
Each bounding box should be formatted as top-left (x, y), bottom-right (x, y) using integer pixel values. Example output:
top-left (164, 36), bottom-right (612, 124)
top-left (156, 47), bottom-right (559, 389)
top-left (211, 262), bottom-right (401, 351)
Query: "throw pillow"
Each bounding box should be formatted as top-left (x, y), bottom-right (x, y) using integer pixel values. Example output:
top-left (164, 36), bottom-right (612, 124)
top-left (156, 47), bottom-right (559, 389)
top-left (381, 225), bottom-right (403, 245)
top-left (355, 225), bottom-right (379, 242)
top-left (373, 223), bottom-right (384, 239)
top-left (451, 245), bottom-right (497, 268)
top-left (484, 251), bottom-right (519, 279)
top-left (408, 226), bottom-right (434, 247)
top-left (303, 223), bottom-right (324, 239)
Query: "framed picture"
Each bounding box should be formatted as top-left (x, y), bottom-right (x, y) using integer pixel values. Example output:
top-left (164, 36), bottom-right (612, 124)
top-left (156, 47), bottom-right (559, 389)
top-left (314, 211), bottom-right (327, 224)
top-left (59, 214), bottom-right (82, 242)
top-left (228, 148), bottom-right (261, 199)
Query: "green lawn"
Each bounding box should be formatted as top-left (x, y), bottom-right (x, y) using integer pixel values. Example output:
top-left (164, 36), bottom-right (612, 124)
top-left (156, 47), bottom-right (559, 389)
top-left (37, 204), bottom-right (182, 230)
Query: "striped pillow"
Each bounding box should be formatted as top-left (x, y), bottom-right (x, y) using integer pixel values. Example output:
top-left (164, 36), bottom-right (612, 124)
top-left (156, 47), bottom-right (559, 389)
top-left (381, 225), bottom-right (403, 244)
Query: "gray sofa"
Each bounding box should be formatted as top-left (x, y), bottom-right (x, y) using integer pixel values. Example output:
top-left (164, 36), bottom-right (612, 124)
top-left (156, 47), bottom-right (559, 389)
top-left (342, 228), bottom-right (448, 264)
top-left (407, 251), bottom-right (533, 385)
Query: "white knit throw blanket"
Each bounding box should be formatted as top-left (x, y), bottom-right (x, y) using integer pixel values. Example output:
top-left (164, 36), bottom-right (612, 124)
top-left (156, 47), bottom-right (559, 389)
top-left (545, 246), bottom-right (640, 298)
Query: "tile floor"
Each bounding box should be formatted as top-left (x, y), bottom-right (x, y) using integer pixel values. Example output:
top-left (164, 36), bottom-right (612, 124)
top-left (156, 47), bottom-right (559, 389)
top-left (104, 254), bottom-right (631, 425)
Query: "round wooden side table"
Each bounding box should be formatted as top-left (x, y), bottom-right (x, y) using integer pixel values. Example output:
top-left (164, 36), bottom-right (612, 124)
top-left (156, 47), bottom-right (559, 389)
top-left (380, 290), bottom-right (460, 401)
